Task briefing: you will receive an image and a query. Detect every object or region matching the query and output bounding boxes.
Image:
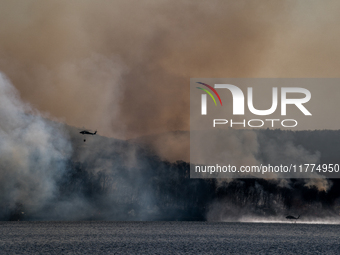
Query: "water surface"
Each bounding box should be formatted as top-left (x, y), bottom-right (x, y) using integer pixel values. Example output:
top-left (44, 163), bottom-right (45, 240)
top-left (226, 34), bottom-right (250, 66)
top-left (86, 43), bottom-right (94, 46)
top-left (0, 221), bottom-right (339, 254)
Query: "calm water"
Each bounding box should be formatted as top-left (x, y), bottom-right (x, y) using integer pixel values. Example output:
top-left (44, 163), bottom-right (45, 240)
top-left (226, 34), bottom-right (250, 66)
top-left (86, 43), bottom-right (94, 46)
top-left (0, 221), bottom-right (339, 254)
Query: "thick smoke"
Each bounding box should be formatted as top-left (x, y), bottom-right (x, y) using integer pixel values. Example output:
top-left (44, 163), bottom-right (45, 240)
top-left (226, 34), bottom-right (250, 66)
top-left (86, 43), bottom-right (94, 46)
top-left (0, 73), bottom-right (71, 219)
top-left (0, 74), bottom-right (339, 221)
top-left (0, 1), bottom-right (340, 222)
top-left (0, 0), bottom-right (294, 140)
top-left (0, 74), bottom-right (333, 221)
top-left (1, 1), bottom-right (339, 158)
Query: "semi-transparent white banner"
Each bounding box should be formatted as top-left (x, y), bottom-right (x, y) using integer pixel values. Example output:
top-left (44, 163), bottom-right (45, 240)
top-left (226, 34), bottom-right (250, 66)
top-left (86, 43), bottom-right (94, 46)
top-left (190, 78), bottom-right (340, 178)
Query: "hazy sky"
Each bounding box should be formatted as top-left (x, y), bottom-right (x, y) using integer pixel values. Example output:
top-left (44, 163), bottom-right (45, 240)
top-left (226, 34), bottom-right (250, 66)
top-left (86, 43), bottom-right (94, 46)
top-left (0, 0), bottom-right (340, 139)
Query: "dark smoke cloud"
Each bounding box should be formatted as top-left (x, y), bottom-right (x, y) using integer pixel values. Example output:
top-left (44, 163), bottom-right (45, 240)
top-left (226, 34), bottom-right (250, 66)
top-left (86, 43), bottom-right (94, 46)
top-left (0, 73), bottom-right (339, 221)
top-left (0, 0), bottom-right (295, 139)
top-left (2, 1), bottom-right (339, 162)
top-left (0, 1), bottom-right (340, 222)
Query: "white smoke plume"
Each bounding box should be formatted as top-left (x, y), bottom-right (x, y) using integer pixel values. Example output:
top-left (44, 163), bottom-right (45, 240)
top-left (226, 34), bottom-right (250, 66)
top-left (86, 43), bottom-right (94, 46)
top-left (0, 72), bottom-right (72, 217)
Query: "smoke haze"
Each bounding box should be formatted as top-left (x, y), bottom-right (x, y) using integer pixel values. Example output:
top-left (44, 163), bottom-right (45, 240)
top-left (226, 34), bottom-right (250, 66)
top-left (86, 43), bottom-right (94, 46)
top-left (0, 1), bottom-right (340, 221)
top-left (2, 0), bottom-right (339, 139)
top-left (0, 73), bottom-right (71, 218)
top-left (0, 74), bottom-right (339, 221)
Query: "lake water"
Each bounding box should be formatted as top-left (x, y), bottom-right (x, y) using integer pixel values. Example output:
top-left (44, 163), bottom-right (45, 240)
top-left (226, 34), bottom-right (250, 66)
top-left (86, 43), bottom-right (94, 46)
top-left (0, 221), bottom-right (339, 254)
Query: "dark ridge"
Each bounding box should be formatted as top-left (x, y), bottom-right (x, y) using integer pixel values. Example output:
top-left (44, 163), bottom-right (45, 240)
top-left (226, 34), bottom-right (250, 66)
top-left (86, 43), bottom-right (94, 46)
top-left (2, 128), bottom-right (340, 220)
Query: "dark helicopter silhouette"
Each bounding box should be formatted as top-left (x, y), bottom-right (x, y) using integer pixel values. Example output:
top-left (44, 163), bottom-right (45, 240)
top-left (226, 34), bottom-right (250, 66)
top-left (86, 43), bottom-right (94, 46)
top-left (79, 130), bottom-right (97, 142)
top-left (286, 215), bottom-right (300, 223)
top-left (79, 130), bottom-right (97, 135)
top-left (286, 215), bottom-right (300, 220)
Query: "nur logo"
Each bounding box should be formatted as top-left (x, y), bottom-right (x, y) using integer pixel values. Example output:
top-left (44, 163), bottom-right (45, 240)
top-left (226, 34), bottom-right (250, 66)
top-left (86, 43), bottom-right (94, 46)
top-left (197, 82), bottom-right (312, 116)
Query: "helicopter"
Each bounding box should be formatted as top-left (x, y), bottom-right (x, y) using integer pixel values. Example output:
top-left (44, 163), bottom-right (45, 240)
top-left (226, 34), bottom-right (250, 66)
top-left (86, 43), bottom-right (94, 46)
top-left (79, 130), bottom-right (97, 142)
top-left (79, 130), bottom-right (97, 135)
